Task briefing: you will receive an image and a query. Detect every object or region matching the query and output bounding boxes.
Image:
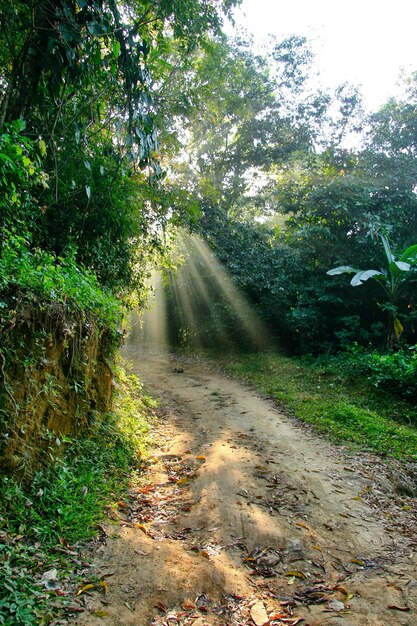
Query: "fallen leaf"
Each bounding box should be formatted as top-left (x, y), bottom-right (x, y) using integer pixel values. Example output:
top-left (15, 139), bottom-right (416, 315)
top-left (77, 583), bottom-right (96, 595)
top-left (42, 568), bottom-right (58, 582)
top-left (139, 485), bottom-right (156, 494)
top-left (182, 600), bottom-right (196, 610)
top-left (134, 523), bottom-right (148, 534)
top-left (98, 569), bottom-right (117, 579)
top-left (333, 584), bottom-right (354, 601)
top-left (325, 599), bottom-right (345, 612)
top-left (91, 610), bottom-right (109, 618)
top-left (285, 570), bottom-right (307, 579)
top-left (387, 605), bottom-right (410, 611)
top-left (350, 558), bottom-right (365, 566)
top-left (196, 455), bottom-right (206, 461)
top-left (99, 581), bottom-right (108, 594)
top-left (199, 550), bottom-right (210, 559)
top-left (177, 476), bottom-right (192, 485)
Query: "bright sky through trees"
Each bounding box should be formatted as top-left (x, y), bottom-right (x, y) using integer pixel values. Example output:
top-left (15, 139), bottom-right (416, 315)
top-left (227, 0), bottom-right (417, 110)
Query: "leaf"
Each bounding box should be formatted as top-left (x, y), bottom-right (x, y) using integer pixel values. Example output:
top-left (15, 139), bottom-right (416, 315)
top-left (380, 233), bottom-right (394, 264)
top-left (393, 318), bottom-right (404, 339)
top-left (387, 605), bottom-right (410, 611)
top-left (91, 610), bottom-right (109, 617)
top-left (134, 523), bottom-right (148, 534)
top-left (182, 600), bottom-right (195, 610)
top-left (0, 152), bottom-right (15, 164)
top-left (326, 599), bottom-right (345, 612)
top-left (199, 550), bottom-right (210, 558)
top-left (196, 454), bottom-right (206, 460)
top-left (400, 244), bottom-right (417, 265)
top-left (177, 475), bottom-right (195, 484)
top-left (77, 583), bottom-right (96, 595)
top-left (285, 570), bottom-right (307, 579)
top-left (99, 580), bottom-right (108, 594)
top-left (85, 185), bottom-right (91, 200)
top-left (113, 40), bottom-right (121, 58)
top-left (350, 269), bottom-right (383, 286)
top-left (326, 265), bottom-right (357, 276)
top-left (38, 139), bottom-right (47, 156)
top-left (393, 261), bottom-right (410, 272)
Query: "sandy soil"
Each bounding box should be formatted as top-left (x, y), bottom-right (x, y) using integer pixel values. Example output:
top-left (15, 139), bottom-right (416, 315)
top-left (71, 346), bottom-right (417, 626)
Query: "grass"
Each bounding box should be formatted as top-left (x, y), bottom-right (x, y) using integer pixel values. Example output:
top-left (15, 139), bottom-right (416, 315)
top-left (217, 351), bottom-right (417, 462)
top-left (0, 363), bottom-right (156, 626)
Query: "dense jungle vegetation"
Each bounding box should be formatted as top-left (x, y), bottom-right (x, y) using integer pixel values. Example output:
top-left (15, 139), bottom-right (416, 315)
top-left (1, 0), bottom-right (417, 623)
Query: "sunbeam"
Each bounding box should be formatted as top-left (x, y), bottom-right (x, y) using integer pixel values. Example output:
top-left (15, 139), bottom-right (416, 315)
top-left (137, 232), bottom-right (269, 352)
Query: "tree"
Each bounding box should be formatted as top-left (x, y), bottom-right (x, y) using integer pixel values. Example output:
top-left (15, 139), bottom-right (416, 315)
top-left (0, 0), bottom-right (240, 293)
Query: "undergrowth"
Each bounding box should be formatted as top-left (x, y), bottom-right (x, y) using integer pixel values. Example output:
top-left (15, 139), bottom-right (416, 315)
top-left (0, 363), bottom-right (156, 626)
top-left (219, 351), bottom-right (417, 461)
top-left (0, 234), bottom-right (121, 331)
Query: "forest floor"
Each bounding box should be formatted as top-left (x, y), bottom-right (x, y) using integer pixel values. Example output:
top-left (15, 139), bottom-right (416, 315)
top-left (71, 347), bottom-right (417, 626)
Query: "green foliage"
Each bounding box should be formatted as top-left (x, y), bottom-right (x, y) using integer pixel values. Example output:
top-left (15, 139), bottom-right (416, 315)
top-left (0, 121), bottom-right (47, 246)
top-left (328, 345), bottom-right (417, 401)
top-left (327, 231), bottom-right (417, 347)
top-left (0, 364), bottom-right (156, 625)
top-left (0, 0), bottom-right (241, 301)
top-left (0, 235), bottom-right (121, 330)
top-left (0, 541), bottom-right (50, 626)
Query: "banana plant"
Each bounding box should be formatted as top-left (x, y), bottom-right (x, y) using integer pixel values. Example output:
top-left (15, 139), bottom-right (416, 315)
top-left (327, 233), bottom-right (417, 347)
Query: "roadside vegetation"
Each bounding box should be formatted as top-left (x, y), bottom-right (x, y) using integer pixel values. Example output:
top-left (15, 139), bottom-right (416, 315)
top-left (220, 350), bottom-right (417, 462)
top-left (0, 365), bottom-right (156, 625)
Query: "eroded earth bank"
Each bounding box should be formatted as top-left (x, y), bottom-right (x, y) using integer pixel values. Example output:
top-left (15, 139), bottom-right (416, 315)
top-left (73, 346), bottom-right (417, 626)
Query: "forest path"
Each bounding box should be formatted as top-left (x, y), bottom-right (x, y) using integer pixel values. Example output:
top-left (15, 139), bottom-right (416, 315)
top-left (73, 348), bottom-right (417, 626)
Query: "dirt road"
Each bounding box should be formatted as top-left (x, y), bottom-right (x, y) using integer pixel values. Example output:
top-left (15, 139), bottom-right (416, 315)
top-left (73, 348), bottom-right (417, 626)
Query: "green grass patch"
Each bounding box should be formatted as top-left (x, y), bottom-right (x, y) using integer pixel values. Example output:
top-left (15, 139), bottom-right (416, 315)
top-left (0, 364), bottom-right (156, 625)
top-left (219, 351), bottom-right (417, 461)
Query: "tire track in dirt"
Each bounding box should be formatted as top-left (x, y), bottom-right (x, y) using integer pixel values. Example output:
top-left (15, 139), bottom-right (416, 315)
top-left (72, 348), bottom-right (417, 626)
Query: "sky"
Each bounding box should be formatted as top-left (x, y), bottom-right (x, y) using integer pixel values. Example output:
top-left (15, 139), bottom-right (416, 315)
top-left (225, 0), bottom-right (417, 111)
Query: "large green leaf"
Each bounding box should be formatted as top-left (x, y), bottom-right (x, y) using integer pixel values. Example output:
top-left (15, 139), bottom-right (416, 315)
top-left (393, 260), bottom-right (410, 272)
top-left (326, 265), bottom-right (357, 276)
top-left (400, 244), bottom-right (417, 266)
top-left (351, 269), bottom-right (383, 286)
top-left (380, 233), bottom-right (394, 264)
